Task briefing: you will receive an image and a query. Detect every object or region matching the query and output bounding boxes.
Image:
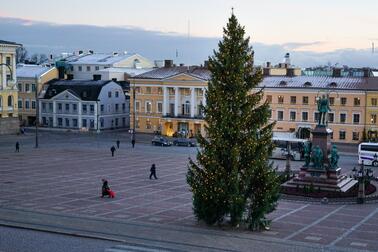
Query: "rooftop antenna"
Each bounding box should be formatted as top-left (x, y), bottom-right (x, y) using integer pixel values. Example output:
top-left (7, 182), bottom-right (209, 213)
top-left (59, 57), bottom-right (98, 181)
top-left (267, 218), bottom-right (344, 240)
top-left (372, 42), bottom-right (375, 54)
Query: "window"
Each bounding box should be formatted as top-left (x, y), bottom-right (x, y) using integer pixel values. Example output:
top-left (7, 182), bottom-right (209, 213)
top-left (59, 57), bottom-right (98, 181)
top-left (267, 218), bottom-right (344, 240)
top-left (115, 118), bottom-right (119, 127)
top-left (290, 111), bottom-right (296, 121)
top-left (122, 103), bottom-right (125, 111)
top-left (25, 100), bottom-right (30, 109)
top-left (101, 104), bottom-right (104, 112)
top-left (372, 98), bottom-right (378, 106)
top-left (146, 87), bottom-right (152, 94)
top-left (146, 119), bottom-right (152, 129)
top-left (157, 87), bottom-right (163, 95)
top-left (65, 118), bottom-right (70, 127)
top-left (73, 104), bottom-right (77, 111)
top-left (58, 118), bottom-right (63, 127)
top-left (115, 91), bottom-right (119, 98)
top-left (329, 97), bottom-right (335, 106)
top-left (353, 132), bottom-right (360, 141)
top-left (78, 66), bottom-right (82, 71)
top-left (302, 111), bottom-right (308, 121)
top-left (108, 91), bottom-right (112, 98)
top-left (6, 56), bottom-right (11, 65)
top-left (371, 114), bottom-right (377, 124)
top-left (31, 100), bottom-right (36, 109)
top-left (32, 84), bottom-right (36, 92)
top-left (58, 103), bottom-right (62, 111)
top-left (290, 96), bottom-right (296, 104)
top-left (65, 104), bottom-right (70, 111)
top-left (353, 114), bottom-right (360, 124)
top-left (157, 102), bottom-right (163, 113)
top-left (90, 120), bottom-right (94, 128)
top-left (135, 87), bottom-right (141, 94)
top-left (302, 96), bottom-right (308, 105)
top-left (18, 83), bottom-right (22, 92)
top-left (49, 103), bottom-right (53, 112)
top-left (86, 66), bottom-right (91, 72)
top-left (115, 104), bottom-right (119, 112)
top-left (146, 101), bottom-right (152, 113)
top-left (90, 105), bottom-right (94, 113)
top-left (73, 119), bottom-right (78, 127)
top-left (135, 101), bottom-right (140, 112)
top-left (100, 119), bottom-right (104, 128)
top-left (277, 111), bottom-right (284, 121)
top-left (95, 66), bottom-right (99, 71)
top-left (314, 112), bottom-right (319, 122)
top-left (266, 95), bottom-right (272, 103)
top-left (7, 95), bottom-right (13, 107)
top-left (82, 119), bottom-right (87, 127)
top-left (340, 113), bottom-right (346, 124)
top-left (25, 84), bottom-right (30, 92)
top-left (18, 99), bottom-right (23, 109)
top-left (122, 117), bottom-right (125, 126)
top-left (354, 98), bottom-right (360, 106)
top-left (278, 96), bottom-right (284, 104)
top-left (328, 113), bottom-right (334, 123)
top-left (136, 118), bottom-right (140, 128)
top-left (341, 97), bottom-right (347, 106)
top-left (339, 131), bottom-right (346, 140)
top-left (82, 104), bottom-right (87, 113)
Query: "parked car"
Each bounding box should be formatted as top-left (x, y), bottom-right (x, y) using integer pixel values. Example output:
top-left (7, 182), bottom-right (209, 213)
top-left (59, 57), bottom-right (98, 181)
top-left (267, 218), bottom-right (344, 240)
top-left (151, 136), bottom-right (172, 146)
top-left (173, 138), bottom-right (197, 147)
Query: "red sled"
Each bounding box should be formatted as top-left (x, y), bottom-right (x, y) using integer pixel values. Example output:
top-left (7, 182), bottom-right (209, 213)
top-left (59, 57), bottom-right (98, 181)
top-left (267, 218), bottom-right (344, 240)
top-left (107, 189), bottom-right (115, 198)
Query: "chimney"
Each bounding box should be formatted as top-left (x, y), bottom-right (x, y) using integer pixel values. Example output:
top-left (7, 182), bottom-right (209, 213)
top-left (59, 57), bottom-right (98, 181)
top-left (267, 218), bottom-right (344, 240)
top-left (112, 78), bottom-right (117, 82)
top-left (263, 68), bottom-right (270, 76)
top-left (179, 63), bottom-right (184, 67)
top-left (363, 67), bottom-right (370, 78)
top-left (204, 60), bottom-right (209, 68)
top-left (93, 74), bottom-right (102, 81)
top-left (332, 68), bottom-right (341, 77)
top-left (284, 53), bottom-right (291, 66)
top-left (286, 68), bottom-right (294, 77)
top-left (164, 60), bottom-right (173, 68)
top-left (58, 67), bottom-right (65, 79)
top-left (89, 50), bottom-right (94, 54)
top-left (67, 74), bottom-right (74, 80)
top-left (266, 62), bottom-right (271, 68)
top-left (78, 50), bottom-right (83, 55)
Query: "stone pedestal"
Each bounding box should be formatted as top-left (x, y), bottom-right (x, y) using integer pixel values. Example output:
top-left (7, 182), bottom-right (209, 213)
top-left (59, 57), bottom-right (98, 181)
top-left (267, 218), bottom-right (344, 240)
top-left (311, 125), bottom-right (332, 163)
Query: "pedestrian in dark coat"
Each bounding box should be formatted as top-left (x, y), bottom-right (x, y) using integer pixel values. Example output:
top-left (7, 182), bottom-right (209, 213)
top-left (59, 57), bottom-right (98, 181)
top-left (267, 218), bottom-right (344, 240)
top-left (116, 140), bottom-right (120, 149)
top-left (149, 164), bottom-right (158, 179)
top-left (110, 146), bottom-right (116, 157)
top-left (101, 179), bottom-right (110, 198)
top-left (131, 139), bottom-right (135, 148)
top-left (15, 142), bottom-right (20, 152)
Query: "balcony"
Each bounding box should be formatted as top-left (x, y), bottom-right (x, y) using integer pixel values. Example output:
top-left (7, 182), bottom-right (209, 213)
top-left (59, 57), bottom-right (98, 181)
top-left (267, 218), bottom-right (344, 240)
top-left (163, 113), bottom-right (204, 119)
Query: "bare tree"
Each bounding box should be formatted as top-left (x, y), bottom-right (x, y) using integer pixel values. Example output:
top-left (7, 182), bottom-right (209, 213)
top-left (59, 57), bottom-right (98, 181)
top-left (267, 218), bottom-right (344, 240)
top-left (16, 47), bottom-right (28, 64)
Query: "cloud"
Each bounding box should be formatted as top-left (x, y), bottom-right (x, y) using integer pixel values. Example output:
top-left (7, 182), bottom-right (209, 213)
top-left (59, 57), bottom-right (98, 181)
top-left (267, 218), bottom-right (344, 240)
top-left (0, 17), bottom-right (377, 68)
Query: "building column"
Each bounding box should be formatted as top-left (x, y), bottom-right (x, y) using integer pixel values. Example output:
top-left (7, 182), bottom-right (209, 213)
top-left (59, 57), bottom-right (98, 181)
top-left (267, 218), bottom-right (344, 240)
top-left (2, 55), bottom-right (6, 88)
top-left (163, 86), bottom-right (168, 116)
top-left (94, 102), bottom-right (98, 131)
top-left (174, 87), bottom-right (180, 117)
top-left (12, 54), bottom-right (16, 82)
top-left (52, 101), bottom-right (57, 127)
top-left (38, 100), bottom-right (42, 123)
top-left (202, 88), bottom-right (207, 107)
top-left (190, 87), bottom-right (196, 117)
top-left (78, 101), bottom-right (82, 128)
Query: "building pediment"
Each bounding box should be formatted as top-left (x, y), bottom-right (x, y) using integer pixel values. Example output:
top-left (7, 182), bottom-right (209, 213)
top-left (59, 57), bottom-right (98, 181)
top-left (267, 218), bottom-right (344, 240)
top-left (163, 73), bottom-right (204, 82)
top-left (52, 90), bottom-right (81, 101)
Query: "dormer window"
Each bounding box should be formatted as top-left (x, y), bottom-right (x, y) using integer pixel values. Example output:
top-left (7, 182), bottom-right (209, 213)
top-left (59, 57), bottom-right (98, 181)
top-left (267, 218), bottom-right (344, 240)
top-left (328, 82), bottom-right (337, 88)
top-left (82, 91), bottom-right (87, 98)
top-left (279, 81), bottom-right (287, 86)
top-left (304, 81), bottom-right (312, 87)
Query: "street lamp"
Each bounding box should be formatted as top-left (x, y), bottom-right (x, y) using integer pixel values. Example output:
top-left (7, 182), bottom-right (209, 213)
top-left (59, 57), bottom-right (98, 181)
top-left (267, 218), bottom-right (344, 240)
top-left (132, 78), bottom-right (136, 144)
top-left (96, 99), bottom-right (100, 133)
top-left (34, 75), bottom-right (39, 148)
top-left (352, 161), bottom-right (374, 204)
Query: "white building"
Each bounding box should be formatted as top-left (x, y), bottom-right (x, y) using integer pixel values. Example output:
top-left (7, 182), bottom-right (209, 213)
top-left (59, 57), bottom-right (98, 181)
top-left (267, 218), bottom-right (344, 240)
top-left (67, 52), bottom-right (155, 80)
top-left (39, 80), bottom-right (129, 131)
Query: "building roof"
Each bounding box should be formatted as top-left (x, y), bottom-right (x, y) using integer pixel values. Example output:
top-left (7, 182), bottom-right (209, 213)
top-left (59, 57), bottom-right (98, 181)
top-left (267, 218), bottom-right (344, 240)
top-left (96, 67), bottom-right (153, 77)
top-left (16, 64), bottom-right (54, 78)
top-left (0, 40), bottom-right (22, 46)
top-left (134, 66), bottom-right (211, 80)
top-left (42, 79), bottom-right (114, 101)
top-left (68, 53), bottom-right (138, 65)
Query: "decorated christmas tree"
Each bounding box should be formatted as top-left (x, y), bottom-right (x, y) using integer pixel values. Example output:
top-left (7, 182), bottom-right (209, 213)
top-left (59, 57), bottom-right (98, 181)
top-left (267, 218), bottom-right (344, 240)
top-left (187, 12), bottom-right (280, 230)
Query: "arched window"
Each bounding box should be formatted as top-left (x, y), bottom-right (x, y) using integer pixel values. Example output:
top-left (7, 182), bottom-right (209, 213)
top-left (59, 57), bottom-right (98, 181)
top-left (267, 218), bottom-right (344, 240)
top-left (7, 95), bottom-right (13, 107)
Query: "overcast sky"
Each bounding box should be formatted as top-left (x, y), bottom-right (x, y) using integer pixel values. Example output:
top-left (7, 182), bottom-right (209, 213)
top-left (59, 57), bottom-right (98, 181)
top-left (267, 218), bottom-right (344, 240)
top-left (1, 0), bottom-right (378, 67)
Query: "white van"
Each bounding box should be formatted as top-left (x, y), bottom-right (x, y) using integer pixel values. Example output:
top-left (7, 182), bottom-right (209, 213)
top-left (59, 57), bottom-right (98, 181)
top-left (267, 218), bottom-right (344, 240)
top-left (358, 142), bottom-right (378, 166)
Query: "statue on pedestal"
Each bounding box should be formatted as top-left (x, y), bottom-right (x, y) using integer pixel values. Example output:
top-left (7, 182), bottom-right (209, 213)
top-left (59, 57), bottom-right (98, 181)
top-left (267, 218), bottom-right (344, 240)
top-left (303, 142), bottom-right (311, 167)
top-left (312, 145), bottom-right (323, 170)
top-left (329, 145), bottom-right (339, 170)
top-left (317, 94), bottom-right (331, 126)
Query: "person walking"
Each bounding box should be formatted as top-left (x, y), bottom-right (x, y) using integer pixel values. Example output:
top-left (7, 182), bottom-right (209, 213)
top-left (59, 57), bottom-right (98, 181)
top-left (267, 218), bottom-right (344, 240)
top-left (101, 179), bottom-right (110, 198)
top-left (149, 163), bottom-right (158, 179)
top-left (110, 146), bottom-right (116, 157)
top-left (131, 138), bottom-right (135, 148)
top-left (15, 142), bottom-right (20, 152)
top-left (116, 140), bottom-right (120, 149)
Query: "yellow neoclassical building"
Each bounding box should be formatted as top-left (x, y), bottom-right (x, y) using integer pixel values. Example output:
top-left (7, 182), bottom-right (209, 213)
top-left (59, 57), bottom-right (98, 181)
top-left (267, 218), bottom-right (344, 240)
top-left (131, 62), bottom-right (209, 137)
top-left (0, 40), bottom-right (21, 134)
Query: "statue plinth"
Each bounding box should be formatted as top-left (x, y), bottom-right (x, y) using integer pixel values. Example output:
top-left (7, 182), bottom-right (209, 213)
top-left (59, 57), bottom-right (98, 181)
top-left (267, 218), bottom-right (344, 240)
top-left (311, 125), bottom-right (332, 163)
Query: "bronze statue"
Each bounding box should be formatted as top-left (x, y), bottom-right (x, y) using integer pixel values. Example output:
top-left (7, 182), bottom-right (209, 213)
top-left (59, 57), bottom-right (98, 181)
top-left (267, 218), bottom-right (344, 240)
top-left (317, 94), bottom-right (331, 126)
top-left (329, 145), bottom-right (339, 170)
top-left (311, 145), bottom-right (323, 170)
top-left (303, 142), bottom-right (311, 167)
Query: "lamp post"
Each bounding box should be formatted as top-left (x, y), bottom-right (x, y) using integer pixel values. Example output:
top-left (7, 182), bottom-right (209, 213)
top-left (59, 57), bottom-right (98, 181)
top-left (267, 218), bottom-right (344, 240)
top-left (34, 75), bottom-right (39, 148)
top-left (96, 99), bottom-right (100, 133)
top-left (352, 160), bottom-right (374, 204)
top-left (132, 79), bottom-right (136, 144)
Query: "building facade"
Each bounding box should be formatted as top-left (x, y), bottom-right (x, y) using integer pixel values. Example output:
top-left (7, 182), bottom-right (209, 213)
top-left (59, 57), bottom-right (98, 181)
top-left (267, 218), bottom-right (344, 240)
top-left (16, 64), bottom-right (58, 126)
top-left (0, 40), bottom-right (21, 134)
top-left (39, 80), bottom-right (129, 131)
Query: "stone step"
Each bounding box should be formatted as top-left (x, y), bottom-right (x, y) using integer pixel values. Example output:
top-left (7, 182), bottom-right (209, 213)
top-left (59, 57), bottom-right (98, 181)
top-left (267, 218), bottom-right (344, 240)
top-left (105, 244), bottom-right (172, 252)
top-left (339, 178), bottom-right (358, 192)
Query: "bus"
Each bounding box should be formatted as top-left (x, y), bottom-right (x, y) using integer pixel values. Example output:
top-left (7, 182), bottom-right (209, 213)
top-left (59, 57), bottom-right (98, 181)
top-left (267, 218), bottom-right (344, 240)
top-left (271, 136), bottom-right (309, 161)
top-left (358, 142), bottom-right (378, 166)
